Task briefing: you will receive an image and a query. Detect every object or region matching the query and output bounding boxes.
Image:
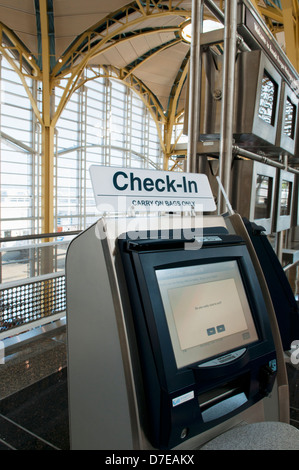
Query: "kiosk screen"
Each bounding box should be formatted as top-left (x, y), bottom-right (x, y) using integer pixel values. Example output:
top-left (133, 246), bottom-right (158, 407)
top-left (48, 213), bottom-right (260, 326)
top-left (254, 174), bottom-right (273, 219)
top-left (284, 97), bottom-right (296, 138)
top-left (156, 260), bottom-right (258, 369)
top-left (258, 71), bottom-right (278, 126)
top-left (280, 179), bottom-right (293, 216)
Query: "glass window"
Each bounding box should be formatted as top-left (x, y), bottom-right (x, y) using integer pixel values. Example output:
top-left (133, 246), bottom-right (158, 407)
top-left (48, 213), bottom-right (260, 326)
top-left (280, 180), bottom-right (292, 216)
top-left (254, 174), bottom-right (273, 219)
top-left (0, 59), bottom-right (163, 238)
top-left (0, 57), bottom-right (38, 239)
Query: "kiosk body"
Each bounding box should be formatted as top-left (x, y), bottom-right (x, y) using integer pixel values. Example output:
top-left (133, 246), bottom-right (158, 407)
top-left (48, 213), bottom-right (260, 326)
top-left (66, 214), bottom-right (290, 450)
top-left (118, 231), bottom-right (277, 449)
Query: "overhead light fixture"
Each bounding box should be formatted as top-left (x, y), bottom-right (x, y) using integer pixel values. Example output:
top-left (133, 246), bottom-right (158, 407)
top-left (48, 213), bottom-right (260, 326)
top-left (203, 19), bottom-right (224, 33)
top-left (181, 19), bottom-right (224, 43)
top-left (181, 21), bottom-right (192, 43)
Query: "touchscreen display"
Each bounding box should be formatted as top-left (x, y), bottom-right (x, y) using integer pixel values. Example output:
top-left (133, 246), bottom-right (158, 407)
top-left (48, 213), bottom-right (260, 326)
top-left (156, 260), bottom-right (258, 368)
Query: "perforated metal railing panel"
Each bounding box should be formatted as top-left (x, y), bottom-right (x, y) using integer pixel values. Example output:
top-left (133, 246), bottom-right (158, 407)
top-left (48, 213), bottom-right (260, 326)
top-left (0, 275), bottom-right (66, 332)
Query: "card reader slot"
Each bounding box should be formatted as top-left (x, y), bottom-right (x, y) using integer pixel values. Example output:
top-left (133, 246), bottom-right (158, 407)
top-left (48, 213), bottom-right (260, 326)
top-left (126, 234), bottom-right (244, 252)
top-left (198, 382), bottom-right (249, 423)
top-left (199, 386), bottom-right (241, 411)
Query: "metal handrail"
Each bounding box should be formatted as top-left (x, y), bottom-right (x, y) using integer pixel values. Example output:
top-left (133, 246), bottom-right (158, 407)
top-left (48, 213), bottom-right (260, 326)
top-left (0, 231), bottom-right (77, 340)
top-left (0, 270), bottom-right (65, 290)
top-left (284, 261), bottom-right (299, 272)
top-left (0, 239), bottom-right (72, 253)
top-left (0, 230), bottom-right (81, 244)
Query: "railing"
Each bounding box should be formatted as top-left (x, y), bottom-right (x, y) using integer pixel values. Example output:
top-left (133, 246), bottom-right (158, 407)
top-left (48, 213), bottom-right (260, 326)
top-left (1, 227), bottom-right (298, 340)
top-left (0, 231), bottom-right (80, 339)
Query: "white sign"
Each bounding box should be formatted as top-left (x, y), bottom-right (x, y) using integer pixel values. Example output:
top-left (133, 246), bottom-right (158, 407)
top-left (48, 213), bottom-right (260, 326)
top-left (89, 165), bottom-right (216, 213)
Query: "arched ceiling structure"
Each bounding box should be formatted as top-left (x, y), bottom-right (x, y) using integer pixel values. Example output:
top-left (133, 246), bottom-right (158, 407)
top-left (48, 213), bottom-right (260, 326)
top-left (0, 0), bottom-right (298, 155)
top-left (0, 1), bottom-right (297, 117)
top-left (0, 0), bottom-right (194, 128)
top-left (0, 0), bottom-right (298, 234)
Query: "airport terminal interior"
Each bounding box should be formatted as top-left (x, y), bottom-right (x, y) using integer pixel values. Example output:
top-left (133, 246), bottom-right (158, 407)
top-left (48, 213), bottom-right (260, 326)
top-left (1, 0), bottom-right (299, 451)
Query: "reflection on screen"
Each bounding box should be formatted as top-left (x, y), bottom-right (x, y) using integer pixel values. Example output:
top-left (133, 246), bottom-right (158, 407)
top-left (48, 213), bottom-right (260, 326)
top-left (156, 261), bottom-right (258, 368)
top-left (258, 71), bottom-right (278, 126)
top-left (284, 97), bottom-right (296, 138)
top-left (280, 180), bottom-right (292, 216)
top-left (254, 174), bottom-right (272, 219)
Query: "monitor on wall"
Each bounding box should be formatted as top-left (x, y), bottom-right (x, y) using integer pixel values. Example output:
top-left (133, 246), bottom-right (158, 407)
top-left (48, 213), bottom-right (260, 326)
top-left (292, 174), bottom-right (299, 227)
top-left (184, 49), bottom-right (282, 153)
top-left (275, 81), bottom-right (298, 156)
top-left (231, 159), bottom-right (276, 234)
top-left (274, 170), bottom-right (295, 232)
top-left (234, 50), bottom-right (282, 150)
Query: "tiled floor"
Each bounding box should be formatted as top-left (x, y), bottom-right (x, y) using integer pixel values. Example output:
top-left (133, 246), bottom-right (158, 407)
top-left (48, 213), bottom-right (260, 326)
top-left (0, 329), bottom-right (69, 450)
top-left (0, 328), bottom-right (298, 450)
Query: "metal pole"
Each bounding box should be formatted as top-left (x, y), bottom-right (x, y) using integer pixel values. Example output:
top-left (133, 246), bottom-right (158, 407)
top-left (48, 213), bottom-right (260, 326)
top-left (218, 0), bottom-right (238, 213)
top-left (187, 0), bottom-right (204, 174)
top-left (204, 0), bottom-right (224, 24)
top-left (233, 145), bottom-right (299, 175)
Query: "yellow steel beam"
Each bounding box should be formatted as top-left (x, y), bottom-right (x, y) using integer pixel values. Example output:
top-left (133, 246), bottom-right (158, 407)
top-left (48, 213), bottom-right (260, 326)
top-left (89, 27), bottom-right (181, 68)
top-left (293, 0), bottom-right (299, 70)
top-left (39, 0), bottom-right (51, 127)
top-left (0, 22), bottom-right (40, 76)
top-left (111, 38), bottom-right (181, 80)
top-left (250, 0), bottom-right (260, 12)
top-left (39, 0), bottom-right (54, 235)
top-left (0, 49), bottom-right (43, 124)
top-left (0, 22), bottom-right (43, 124)
top-left (51, 2), bottom-right (190, 79)
top-left (249, 0), bottom-right (298, 71)
top-left (55, 63), bottom-right (166, 152)
top-left (258, 6), bottom-right (283, 23)
top-left (50, 2), bottom-right (191, 160)
top-left (51, 28), bottom-right (182, 126)
top-left (163, 56), bottom-right (189, 169)
top-left (135, 0), bottom-right (146, 16)
top-left (41, 125), bottom-right (54, 235)
top-left (281, 0), bottom-right (298, 71)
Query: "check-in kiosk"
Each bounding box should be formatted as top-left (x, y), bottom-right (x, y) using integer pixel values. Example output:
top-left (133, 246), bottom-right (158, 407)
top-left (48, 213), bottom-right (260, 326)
top-left (66, 166), bottom-right (299, 450)
top-left (118, 227), bottom-right (277, 449)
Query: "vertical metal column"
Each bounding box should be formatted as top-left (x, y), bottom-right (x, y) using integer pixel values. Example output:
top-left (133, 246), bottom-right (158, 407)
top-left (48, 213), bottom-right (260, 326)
top-left (186, 0), bottom-right (204, 174)
top-left (218, 0), bottom-right (238, 214)
top-left (0, 55), bottom-right (2, 283)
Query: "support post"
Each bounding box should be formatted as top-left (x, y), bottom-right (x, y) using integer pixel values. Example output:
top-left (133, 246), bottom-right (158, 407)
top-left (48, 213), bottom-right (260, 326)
top-left (186, 0), bottom-right (204, 174)
top-left (41, 124), bottom-right (55, 236)
top-left (39, 0), bottom-right (54, 277)
top-left (218, 0), bottom-right (238, 214)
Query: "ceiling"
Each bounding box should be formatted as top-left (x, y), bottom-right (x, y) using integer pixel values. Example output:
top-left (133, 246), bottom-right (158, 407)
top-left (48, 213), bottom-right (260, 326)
top-left (0, 0), bottom-right (297, 127)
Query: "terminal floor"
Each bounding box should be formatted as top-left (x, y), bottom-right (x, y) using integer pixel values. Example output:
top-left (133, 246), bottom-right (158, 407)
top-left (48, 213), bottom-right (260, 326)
top-left (0, 328), bottom-right (298, 450)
